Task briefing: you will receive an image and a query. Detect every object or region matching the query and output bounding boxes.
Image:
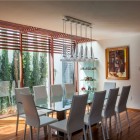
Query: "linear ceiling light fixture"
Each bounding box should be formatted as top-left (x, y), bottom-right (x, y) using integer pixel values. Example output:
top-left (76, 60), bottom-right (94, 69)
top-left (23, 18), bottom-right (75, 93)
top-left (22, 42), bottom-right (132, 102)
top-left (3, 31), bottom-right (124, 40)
top-left (61, 16), bottom-right (95, 62)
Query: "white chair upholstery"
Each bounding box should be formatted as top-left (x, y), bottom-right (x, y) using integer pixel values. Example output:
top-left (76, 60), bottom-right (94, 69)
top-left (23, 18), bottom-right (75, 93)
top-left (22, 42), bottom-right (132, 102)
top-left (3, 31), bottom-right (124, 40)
top-left (15, 87), bottom-right (49, 136)
top-left (51, 84), bottom-right (63, 103)
top-left (19, 93), bottom-right (58, 140)
top-left (33, 85), bottom-right (53, 115)
top-left (48, 94), bottom-right (88, 140)
top-left (15, 87), bottom-right (30, 135)
top-left (84, 90), bottom-right (106, 140)
top-left (64, 83), bottom-right (75, 100)
top-left (115, 85), bottom-right (131, 132)
top-left (104, 82), bottom-right (116, 98)
top-left (102, 88), bottom-right (119, 139)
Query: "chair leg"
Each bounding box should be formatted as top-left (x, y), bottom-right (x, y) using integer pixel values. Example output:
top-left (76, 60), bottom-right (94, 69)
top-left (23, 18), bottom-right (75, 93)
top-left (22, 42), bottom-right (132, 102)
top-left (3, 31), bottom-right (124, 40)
top-left (24, 124), bottom-right (27, 140)
top-left (48, 126), bottom-right (52, 140)
top-left (16, 115), bottom-right (19, 135)
top-left (37, 128), bottom-right (40, 140)
top-left (126, 110), bottom-right (130, 127)
top-left (105, 118), bottom-right (109, 139)
top-left (88, 125), bottom-right (93, 140)
top-left (109, 116), bottom-right (111, 127)
top-left (117, 113), bottom-right (122, 132)
top-left (51, 112), bottom-right (53, 117)
top-left (30, 126), bottom-right (33, 140)
top-left (67, 134), bottom-right (71, 140)
top-left (44, 126), bottom-right (47, 137)
top-left (83, 127), bottom-right (87, 140)
top-left (64, 133), bottom-right (67, 140)
top-left (101, 120), bottom-right (106, 140)
top-left (114, 114), bottom-right (119, 134)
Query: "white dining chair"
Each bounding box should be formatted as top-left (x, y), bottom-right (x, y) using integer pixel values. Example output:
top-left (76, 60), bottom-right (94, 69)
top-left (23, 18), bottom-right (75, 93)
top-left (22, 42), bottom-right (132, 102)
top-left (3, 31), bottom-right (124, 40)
top-left (115, 85), bottom-right (131, 132)
top-left (15, 87), bottom-right (49, 136)
top-left (51, 84), bottom-right (64, 103)
top-left (64, 83), bottom-right (75, 100)
top-left (102, 88), bottom-right (119, 139)
top-left (104, 82), bottom-right (116, 98)
top-left (33, 85), bottom-right (53, 116)
top-left (19, 93), bottom-right (58, 140)
top-left (48, 94), bottom-right (88, 140)
top-left (84, 90), bottom-right (106, 140)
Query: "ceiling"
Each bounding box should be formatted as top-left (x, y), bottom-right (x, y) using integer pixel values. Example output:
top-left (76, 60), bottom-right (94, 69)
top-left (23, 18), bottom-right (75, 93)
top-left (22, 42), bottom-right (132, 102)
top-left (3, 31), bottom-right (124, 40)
top-left (1, 1), bottom-right (140, 40)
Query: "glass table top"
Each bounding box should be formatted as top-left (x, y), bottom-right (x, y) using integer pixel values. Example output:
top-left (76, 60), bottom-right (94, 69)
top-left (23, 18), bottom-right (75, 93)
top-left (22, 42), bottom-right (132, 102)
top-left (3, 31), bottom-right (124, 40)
top-left (36, 93), bottom-right (94, 112)
top-left (36, 98), bottom-right (72, 112)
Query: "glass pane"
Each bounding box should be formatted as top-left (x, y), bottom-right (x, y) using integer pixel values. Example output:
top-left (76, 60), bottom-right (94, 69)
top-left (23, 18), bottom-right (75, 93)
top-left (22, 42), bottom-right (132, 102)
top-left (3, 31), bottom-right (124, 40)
top-left (54, 53), bottom-right (74, 85)
top-left (23, 51), bottom-right (50, 93)
top-left (0, 49), bottom-right (20, 117)
top-left (54, 54), bottom-right (62, 84)
top-left (62, 61), bottom-right (74, 84)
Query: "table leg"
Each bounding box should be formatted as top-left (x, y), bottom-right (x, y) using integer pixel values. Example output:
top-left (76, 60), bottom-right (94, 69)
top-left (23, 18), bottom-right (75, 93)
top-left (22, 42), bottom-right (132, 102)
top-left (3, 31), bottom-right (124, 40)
top-left (56, 111), bottom-right (66, 136)
top-left (56, 111), bottom-right (66, 120)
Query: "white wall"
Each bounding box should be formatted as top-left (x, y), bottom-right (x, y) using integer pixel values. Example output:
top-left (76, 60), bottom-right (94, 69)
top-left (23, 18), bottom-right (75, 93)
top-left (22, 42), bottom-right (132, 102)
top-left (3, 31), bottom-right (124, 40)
top-left (93, 34), bottom-right (140, 109)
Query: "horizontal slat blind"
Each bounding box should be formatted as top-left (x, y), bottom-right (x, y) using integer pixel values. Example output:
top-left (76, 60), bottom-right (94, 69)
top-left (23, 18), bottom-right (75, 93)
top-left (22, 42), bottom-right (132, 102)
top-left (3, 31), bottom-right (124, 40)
top-left (0, 27), bottom-right (20, 50)
top-left (22, 33), bottom-right (50, 53)
top-left (53, 38), bottom-right (75, 54)
top-left (0, 27), bottom-right (76, 54)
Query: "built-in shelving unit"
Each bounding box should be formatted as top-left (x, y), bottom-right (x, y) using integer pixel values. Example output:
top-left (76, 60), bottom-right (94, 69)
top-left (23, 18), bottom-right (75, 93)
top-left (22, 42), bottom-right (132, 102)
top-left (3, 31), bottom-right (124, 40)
top-left (78, 59), bottom-right (98, 100)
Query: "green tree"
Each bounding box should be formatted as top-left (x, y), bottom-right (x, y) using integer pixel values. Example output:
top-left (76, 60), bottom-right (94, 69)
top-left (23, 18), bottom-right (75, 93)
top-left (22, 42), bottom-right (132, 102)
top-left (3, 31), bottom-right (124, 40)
top-left (40, 53), bottom-right (48, 85)
top-left (31, 52), bottom-right (40, 86)
top-left (23, 52), bottom-right (31, 87)
top-left (1, 50), bottom-right (10, 81)
top-left (0, 50), bottom-right (10, 113)
top-left (10, 51), bottom-right (19, 105)
top-left (11, 51), bottom-right (19, 88)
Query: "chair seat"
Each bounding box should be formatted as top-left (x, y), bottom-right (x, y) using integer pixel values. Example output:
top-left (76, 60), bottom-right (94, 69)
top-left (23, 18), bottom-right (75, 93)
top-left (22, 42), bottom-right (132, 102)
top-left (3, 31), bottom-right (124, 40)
top-left (49, 119), bottom-right (67, 133)
top-left (84, 113), bottom-right (102, 126)
top-left (40, 116), bottom-right (58, 127)
top-left (115, 106), bottom-right (125, 113)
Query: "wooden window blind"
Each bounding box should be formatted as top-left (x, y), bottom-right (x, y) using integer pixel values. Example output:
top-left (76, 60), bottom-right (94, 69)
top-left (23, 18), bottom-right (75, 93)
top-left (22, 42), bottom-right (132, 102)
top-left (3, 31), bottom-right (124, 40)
top-left (0, 27), bottom-right (20, 50)
top-left (53, 38), bottom-right (75, 54)
top-left (22, 33), bottom-right (50, 53)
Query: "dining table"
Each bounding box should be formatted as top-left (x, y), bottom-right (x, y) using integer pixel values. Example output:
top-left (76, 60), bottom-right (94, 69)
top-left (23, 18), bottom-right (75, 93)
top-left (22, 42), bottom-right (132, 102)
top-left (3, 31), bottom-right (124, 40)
top-left (35, 92), bottom-right (94, 121)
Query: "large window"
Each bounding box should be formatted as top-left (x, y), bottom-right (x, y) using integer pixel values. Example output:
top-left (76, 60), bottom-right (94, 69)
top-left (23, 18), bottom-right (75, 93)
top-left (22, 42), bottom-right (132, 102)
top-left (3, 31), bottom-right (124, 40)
top-left (0, 27), bottom-right (75, 117)
top-left (23, 51), bottom-right (50, 93)
top-left (0, 28), bottom-right (20, 116)
top-left (22, 33), bottom-right (50, 93)
top-left (0, 49), bottom-right (20, 116)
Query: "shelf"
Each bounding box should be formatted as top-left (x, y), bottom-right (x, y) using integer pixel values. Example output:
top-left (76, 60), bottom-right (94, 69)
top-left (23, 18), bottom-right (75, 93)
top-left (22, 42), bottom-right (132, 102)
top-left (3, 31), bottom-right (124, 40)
top-left (60, 58), bottom-right (98, 62)
top-left (80, 79), bottom-right (96, 81)
top-left (80, 67), bottom-right (96, 70)
top-left (80, 89), bottom-right (96, 92)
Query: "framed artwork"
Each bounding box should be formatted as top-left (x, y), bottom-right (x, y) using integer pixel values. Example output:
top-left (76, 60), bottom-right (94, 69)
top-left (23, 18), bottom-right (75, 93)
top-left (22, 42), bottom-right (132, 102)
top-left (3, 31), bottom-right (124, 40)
top-left (105, 46), bottom-right (129, 80)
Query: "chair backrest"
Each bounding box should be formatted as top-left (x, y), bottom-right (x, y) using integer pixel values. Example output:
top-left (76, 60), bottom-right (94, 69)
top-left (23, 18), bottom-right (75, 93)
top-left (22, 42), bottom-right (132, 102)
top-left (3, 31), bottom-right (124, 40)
top-left (117, 85), bottom-right (131, 112)
top-left (104, 82), bottom-right (116, 98)
top-left (51, 84), bottom-right (63, 103)
top-left (67, 94), bottom-right (88, 133)
top-left (64, 83), bottom-right (75, 99)
top-left (89, 90), bottom-right (106, 124)
top-left (15, 87), bottom-right (30, 115)
top-left (104, 88), bottom-right (119, 117)
top-left (33, 85), bottom-right (47, 104)
top-left (20, 93), bottom-right (40, 127)
top-left (0, 81), bottom-right (10, 97)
